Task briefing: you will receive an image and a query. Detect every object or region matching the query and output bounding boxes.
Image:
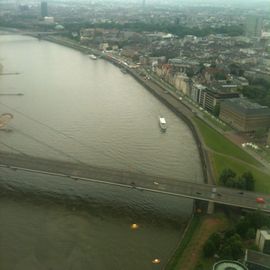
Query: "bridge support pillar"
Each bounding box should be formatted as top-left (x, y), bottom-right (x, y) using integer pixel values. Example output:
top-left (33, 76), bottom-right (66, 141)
top-left (207, 201), bottom-right (215, 214)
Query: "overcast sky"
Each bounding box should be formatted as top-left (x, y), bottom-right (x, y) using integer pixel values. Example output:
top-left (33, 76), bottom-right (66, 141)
top-left (1, 0), bottom-right (270, 6)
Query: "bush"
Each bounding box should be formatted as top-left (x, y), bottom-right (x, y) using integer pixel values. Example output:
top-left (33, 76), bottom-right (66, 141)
top-left (203, 239), bottom-right (216, 257)
top-left (246, 228), bottom-right (256, 239)
top-left (209, 233), bottom-right (221, 249)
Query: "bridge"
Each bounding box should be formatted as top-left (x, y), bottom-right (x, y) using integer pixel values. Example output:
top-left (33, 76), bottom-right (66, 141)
top-left (0, 151), bottom-right (269, 213)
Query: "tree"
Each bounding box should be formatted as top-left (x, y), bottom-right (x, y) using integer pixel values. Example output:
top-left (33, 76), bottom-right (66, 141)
top-left (219, 233), bottom-right (243, 260)
top-left (226, 177), bottom-right (236, 188)
top-left (236, 177), bottom-right (245, 190)
top-left (224, 228), bottom-right (236, 239)
top-left (219, 169), bottom-right (236, 186)
top-left (236, 218), bottom-right (250, 237)
top-left (209, 233), bottom-right (221, 249)
top-left (195, 263), bottom-right (204, 270)
top-left (247, 211), bottom-right (270, 229)
top-left (246, 228), bottom-right (256, 239)
top-left (230, 240), bottom-right (244, 259)
top-left (220, 245), bottom-right (233, 260)
top-left (203, 239), bottom-right (216, 257)
top-left (241, 171), bottom-right (255, 191)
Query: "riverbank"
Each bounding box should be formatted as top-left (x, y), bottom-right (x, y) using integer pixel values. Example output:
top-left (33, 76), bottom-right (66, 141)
top-left (41, 35), bottom-right (210, 185)
top-left (3, 31), bottom-right (268, 270)
top-left (166, 212), bottom-right (229, 270)
top-left (0, 32), bottom-right (203, 270)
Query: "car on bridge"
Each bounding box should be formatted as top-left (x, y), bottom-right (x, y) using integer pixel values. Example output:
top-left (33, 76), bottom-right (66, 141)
top-left (256, 197), bottom-right (265, 204)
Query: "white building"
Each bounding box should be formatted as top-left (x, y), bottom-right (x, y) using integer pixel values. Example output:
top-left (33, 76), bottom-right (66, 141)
top-left (44, 16), bottom-right (54, 24)
top-left (256, 230), bottom-right (270, 254)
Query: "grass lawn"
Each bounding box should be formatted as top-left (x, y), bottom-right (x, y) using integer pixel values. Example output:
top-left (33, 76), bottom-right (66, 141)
top-left (193, 117), bottom-right (261, 166)
top-left (193, 117), bottom-right (270, 193)
top-left (213, 154), bottom-right (270, 193)
top-left (202, 113), bottom-right (231, 132)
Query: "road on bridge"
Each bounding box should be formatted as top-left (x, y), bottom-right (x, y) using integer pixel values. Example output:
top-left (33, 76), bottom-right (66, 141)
top-left (0, 151), bottom-right (269, 213)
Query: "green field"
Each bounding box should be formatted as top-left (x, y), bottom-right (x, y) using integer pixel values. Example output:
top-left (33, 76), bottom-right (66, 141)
top-left (213, 154), bottom-right (270, 193)
top-left (202, 113), bottom-right (231, 132)
top-left (193, 117), bottom-right (270, 193)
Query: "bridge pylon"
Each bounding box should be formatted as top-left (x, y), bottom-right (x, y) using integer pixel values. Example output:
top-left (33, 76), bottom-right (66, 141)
top-left (207, 201), bottom-right (215, 214)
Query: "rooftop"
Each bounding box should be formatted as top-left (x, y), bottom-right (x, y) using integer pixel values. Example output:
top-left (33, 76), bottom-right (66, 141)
top-left (245, 249), bottom-right (270, 268)
top-left (228, 98), bottom-right (268, 110)
top-left (222, 98), bottom-right (270, 116)
top-left (213, 260), bottom-right (248, 270)
top-left (260, 230), bottom-right (270, 240)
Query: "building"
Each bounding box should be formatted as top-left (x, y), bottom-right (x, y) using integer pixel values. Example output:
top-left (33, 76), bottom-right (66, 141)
top-left (213, 260), bottom-right (248, 270)
top-left (245, 15), bottom-right (263, 37)
top-left (168, 58), bottom-right (200, 74)
top-left (190, 84), bottom-right (206, 104)
top-left (256, 230), bottom-right (270, 254)
top-left (41, 1), bottom-right (48, 17)
top-left (174, 73), bottom-right (191, 96)
top-left (244, 249), bottom-right (270, 270)
top-left (220, 98), bottom-right (270, 132)
top-left (200, 87), bottom-right (239, 112)
top-left (43, 16), bottom-right (54, 24)
top-left (190, 85), bottom-right (239, 112)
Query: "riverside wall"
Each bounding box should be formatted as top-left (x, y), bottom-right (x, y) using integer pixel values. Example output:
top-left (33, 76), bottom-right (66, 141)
top-left (128, 70), bottom-right (210, 184)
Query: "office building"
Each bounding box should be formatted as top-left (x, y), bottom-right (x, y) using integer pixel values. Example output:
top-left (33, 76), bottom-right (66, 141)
top-left (244, 249), bottom-right (270, 270)
top-left (256, 230), bottom-right (270, 255)
top-left (41, 1), bottom-right (48, 17)
top-left (220, 98), bottom-right (270, 132)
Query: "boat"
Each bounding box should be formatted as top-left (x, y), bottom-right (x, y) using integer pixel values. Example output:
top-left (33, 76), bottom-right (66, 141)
top-left (159, 116), bottom-right (167, 131)
top-left (89, 54), bottom-right (97, 60)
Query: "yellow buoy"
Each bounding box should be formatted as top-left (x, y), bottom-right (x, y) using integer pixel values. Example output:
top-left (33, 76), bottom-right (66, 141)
top-left (152, 258), bottom-right (161, 264)
top-left (130, 223), bottom-right (139, 230)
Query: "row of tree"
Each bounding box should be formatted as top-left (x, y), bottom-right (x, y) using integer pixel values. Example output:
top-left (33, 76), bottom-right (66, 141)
top-left (203, 211), bottom-right (270, 260)
top-left (203, 231), bottom-right (243, 260)
top-left (219, 169), bottom-right (255, 191)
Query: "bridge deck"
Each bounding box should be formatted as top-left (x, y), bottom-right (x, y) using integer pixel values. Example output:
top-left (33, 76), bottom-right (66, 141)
top-left (0, 151), bottom-right (269, 212)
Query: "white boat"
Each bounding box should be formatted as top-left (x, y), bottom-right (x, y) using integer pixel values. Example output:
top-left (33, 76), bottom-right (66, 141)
top-left (159, 116), bottom-right (167, 131)
top-left (89, 54), bottom-right (97, 60)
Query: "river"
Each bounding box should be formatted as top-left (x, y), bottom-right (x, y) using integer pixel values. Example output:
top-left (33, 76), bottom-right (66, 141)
top-left (0, 34), bottom-right (203, 270)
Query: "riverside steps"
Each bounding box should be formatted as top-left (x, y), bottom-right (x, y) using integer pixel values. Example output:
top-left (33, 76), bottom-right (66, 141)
top-left (0, 151), bottom-right (270, 213)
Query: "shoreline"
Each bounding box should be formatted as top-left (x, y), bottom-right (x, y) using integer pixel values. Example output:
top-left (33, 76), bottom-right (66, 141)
top-left (40, 36), bottom-right (213, 270)
top-left (41, 35), bottom-right (212, 186)
top-left (1, 32), bottom-right (212, 270)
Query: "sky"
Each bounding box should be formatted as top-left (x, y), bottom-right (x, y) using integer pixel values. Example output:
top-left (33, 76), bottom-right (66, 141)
top-left (1, 0), bottom-right (270, 6)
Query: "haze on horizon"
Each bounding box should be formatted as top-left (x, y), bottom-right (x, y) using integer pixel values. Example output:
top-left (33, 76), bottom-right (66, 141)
top-left (2, 0), bottom-right (270, 3)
